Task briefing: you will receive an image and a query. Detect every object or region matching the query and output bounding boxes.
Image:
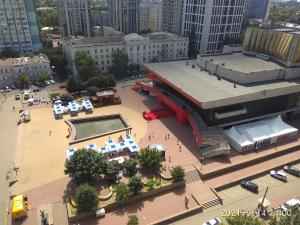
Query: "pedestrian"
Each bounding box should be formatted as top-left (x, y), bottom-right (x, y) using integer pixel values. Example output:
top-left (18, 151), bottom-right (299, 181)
top-left (274, 145), bottom-right (277, 150)
top-left (12, 106), bottom-right (15, 111)
top-left (148, 135), bottom-right (151, 141)
top-left (168, 155), bottom-right (171, 162)
top-left (152, 131), bottom-right (154, 138)
top-left (177, 139), bottom-right (179, 145)
top-left (255, 146), bottom-right (258, 153)
top-left (167, 133), bottom-right (170, 139)
top-left (184, 196), bottom-right (189, 208)
top-left (165, 134), bottom-right (167, 140)
top-left (49, 130), bottom-right (51, 136)
top-left (179, 145), bottom-right (182, 152)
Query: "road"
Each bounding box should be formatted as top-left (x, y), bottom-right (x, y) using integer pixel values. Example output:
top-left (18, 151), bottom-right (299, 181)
top-left (172, 164), bottom-right (300, 225)
top-left (0, 85), bottom-right (60, 225)
top-left (0, 91), bottom-right (20, 225)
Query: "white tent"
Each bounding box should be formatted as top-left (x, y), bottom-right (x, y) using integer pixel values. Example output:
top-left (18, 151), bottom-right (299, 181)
top-left (224, 116), bottom-right (298, 152)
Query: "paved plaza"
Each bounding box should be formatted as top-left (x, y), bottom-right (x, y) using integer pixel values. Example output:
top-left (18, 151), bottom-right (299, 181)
top-left (0, 81), bottom-right (300, 225)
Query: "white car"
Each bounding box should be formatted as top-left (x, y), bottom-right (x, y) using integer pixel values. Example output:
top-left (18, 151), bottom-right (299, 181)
top-left (45, 80), bottom-right (51, 85)
top-left (270, 170), bottom-right (287, 182)
top-left (0, 89), bottom-right (4, 93)
top-left (202, 218), bottom-right (221, 225)
top-left (281, 199), bottom-right (300, 211)
top-left (50, 80), bottom-right (56, 84)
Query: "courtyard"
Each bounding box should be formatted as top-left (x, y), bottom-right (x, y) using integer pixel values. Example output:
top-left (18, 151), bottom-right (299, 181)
top-left (3, 80), bottom-right (300, 225)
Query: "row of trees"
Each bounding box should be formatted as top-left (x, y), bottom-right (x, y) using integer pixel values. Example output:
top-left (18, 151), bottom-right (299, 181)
top-left (66, 51), bottom-right (118, 94)
top-left (65, 147), bottom-right (176, 184)
top-left (18, 73), bottom-right (49, 88)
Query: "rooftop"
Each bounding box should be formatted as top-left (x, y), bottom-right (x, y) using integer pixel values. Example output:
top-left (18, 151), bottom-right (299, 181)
top-left (63, 35), bottom-right (125, 46)
top-left (143, 58), bottom-right (300, 109)
top-left (0, 55), bottom-right (50, 67)
top-left (201, 53), bottom-right (282, 73)
top-left (142, 32), bottom-right (181, 40)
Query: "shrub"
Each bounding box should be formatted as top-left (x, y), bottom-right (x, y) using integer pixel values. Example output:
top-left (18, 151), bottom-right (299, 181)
top-left (115, 182), bottom-right (131, 203)
top-left (128, 176), bottom-right (143, 194)
top-left (75, 184), bottom-right (99, 212)
top-left (127, 215), bottom-right (139, 225)
top-left (145, 178), bottom-right (156, 190)
top-left (170, 166), bottom-right (185, 182)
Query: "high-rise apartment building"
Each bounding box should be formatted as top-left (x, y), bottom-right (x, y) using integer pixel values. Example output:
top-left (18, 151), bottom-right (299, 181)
top-left (0, 0), bottom-right (42, 53)
top-left (139, 0), bottom-right (162, 32)
top-left (58, 0), bottom-right (92, 37)
top-left (244, 0), bottom-right (271, 20)
top-left (162, 0), bottom-right (183, 34)
top-left (108, 0), bottom-right (140, 34)
top-left (182, 0), bottom-right (245, 55)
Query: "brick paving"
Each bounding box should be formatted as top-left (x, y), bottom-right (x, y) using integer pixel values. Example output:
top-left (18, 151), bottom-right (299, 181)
top-left (8, 82), bottom-right (300, 225)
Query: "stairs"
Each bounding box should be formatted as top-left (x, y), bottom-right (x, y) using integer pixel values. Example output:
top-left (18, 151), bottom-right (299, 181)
top-left (202, 198), bottom-right (222, 210)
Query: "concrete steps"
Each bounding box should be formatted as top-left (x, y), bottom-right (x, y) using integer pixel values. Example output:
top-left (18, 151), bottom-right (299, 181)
top-left (202, 198), bottom-right (222, 210)
top-left (185, 169), bottom-right (201, 184)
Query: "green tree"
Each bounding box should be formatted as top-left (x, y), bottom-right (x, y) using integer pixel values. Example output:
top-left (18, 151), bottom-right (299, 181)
top-left (74, 51), bottom-right (96, 81)
top-left (67, 75), bottom-right (84, 93)
top-left (138, 147), bottom-right (162, 172)
top-left (225, 214), bottom-right (266, 225)
top-left (145, 178), bottom-right (156, 190)
top-left (59, 93), bottom-right (74, 103)
top-left (188, 25), bottom-right (197, 58)
top-left (127, 215), bottom-right (139, 225)
top-left (64, 149), bottom-right (106, 184)
top-left (75, 184), bottom-right (99, 212)
top-left (128, 176), bottom-right (143, 194)
top-left (38, 10), bottom-right (59, 28)
top-left (41, 46), bottom-right (68, 79)
top-left (110, 49), bottom-right (129, 79)
top-left (171, 166), bottom-right (185, 182)
top-left (122, 158), bottom-right (138, 177)
top-left (87, 86), bottom-right (100, 96)
top-left (105, 160), bottom-right (121, 180)
top-left (37, 73), bottom-right (49, 83)
top-left (19, 73), bottom-right (30, 88)
top-left (115, 182), bottom-right (131, 203)
top-left (269, 208), bottom-right (300, 225)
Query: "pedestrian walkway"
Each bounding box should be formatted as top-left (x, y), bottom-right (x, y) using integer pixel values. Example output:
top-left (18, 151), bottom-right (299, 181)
top-left (184, 169), bottom-right (201, 184)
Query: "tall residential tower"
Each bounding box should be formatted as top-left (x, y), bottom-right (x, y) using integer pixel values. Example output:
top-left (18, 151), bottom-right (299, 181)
top-left (139, 0), bottom-right (162, 32)
top-left (0, 0), bottom-right (42, 53)
top-left (108, 0), bottom-right (140, 34)
top-left (162, 0), bottom-right (183, 34)
top-left (58, 0), bottom-right (92, 37)
top-left (244, 0), bottom-right (271, 20)
top-left (182, 0), bottom-right (245, 55)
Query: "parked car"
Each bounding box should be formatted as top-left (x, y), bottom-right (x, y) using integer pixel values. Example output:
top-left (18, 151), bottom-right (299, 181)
top-left (283, 166), bottom-right (300, 177)
top-left (45, 80), bottom-right (50, 85)
top-left (10, 84), bottom-right (16, 90)
top-left (281, 198), bottom-right (300, 211)
top-left (270, 170), bottom-right (287, 182)
top-left (202, 218), bottom-right (221, 225)
top-left (50, 80), bottom-right (55, 84)
top-left (240, 180), bottom-right (258, 193)
top-left (32, 88), bottom-right (42, 93)
top-left (0, 89), bottom-right (4, 93)
top-left (15, 95), bottom-right (20, 100)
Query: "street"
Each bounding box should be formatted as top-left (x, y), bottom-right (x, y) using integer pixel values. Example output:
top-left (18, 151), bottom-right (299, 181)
top-left (172, 164), bottom-right (300, 225)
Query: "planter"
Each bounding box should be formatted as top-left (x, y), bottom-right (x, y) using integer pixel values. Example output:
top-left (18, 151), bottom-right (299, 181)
top-left (68, 180), bottom-right (185, 222)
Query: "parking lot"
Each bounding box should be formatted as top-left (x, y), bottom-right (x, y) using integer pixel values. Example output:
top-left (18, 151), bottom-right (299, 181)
top-left (218, 163), bottom-right (300, 203)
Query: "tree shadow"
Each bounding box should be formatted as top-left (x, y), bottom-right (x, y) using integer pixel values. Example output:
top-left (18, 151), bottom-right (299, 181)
top-left (62, 179), bottom-right (77, 203)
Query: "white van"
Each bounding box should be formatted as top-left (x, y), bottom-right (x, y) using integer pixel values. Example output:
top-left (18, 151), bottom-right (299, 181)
top-left (281, 198), bottom-right (300, 211)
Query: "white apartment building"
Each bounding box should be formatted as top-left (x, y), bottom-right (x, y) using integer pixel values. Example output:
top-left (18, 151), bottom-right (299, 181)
top-left (62, 32), bottom-right (188, 74)
top-left (162, 0), bottom-right (184, 34)
top-left (182, 0), bottom-right (245, 55)
top-left (0, 55), bottom-right (52, 87)
top-left (58, 0), bottom-right (92, 37)
top-left (139, 0), bottom-right (162, 32)
top-left (0, 0), bottom-right (42, 53)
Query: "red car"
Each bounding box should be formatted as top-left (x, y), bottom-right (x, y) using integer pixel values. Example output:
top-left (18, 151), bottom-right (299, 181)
top-left (59, 84), bottom-right (66, 89)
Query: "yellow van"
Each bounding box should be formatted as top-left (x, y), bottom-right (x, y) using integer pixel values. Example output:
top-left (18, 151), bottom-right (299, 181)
top-left (12, 195), bottom-right (27, 219)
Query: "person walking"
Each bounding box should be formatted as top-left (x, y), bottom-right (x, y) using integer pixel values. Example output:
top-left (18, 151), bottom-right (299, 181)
top-left (12, 106), bottom-right (15, 111)
top-left (49, 130), bottom-right (52, 136)
top-left (184, 196), bottom-right (189, 208)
